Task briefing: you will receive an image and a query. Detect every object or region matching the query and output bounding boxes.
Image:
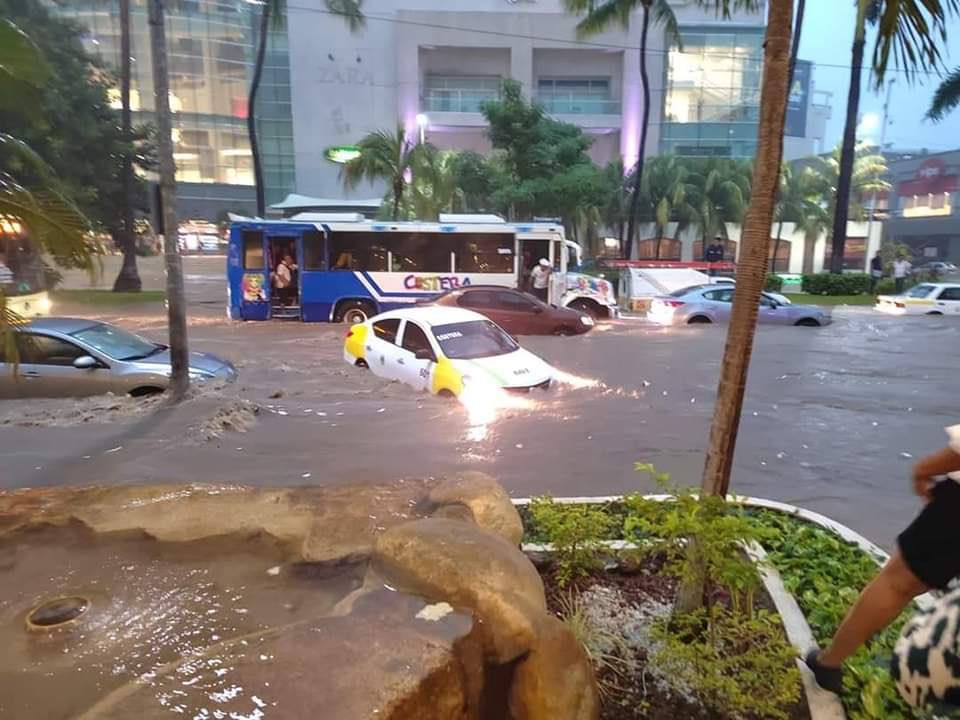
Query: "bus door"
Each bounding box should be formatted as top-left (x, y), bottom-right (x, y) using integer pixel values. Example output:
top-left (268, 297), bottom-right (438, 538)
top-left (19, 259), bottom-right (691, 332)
top-left (265, 230), bottom-right (300, 319)
top-left (517, 237), bottom-right (550, 293)
top-left (238, 228), bottom-right (270, 320)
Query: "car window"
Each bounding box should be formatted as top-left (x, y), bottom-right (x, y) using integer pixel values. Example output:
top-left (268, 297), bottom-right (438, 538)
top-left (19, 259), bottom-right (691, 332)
top-left (71, 323), bottom-right (157, 361)
top-left (494, 291), bottom-right (537, 312)
top-left (401, 321), bottom-right (432, 356)
top-left (759, 294), bottom-right (777, 308)
top-left (432, 320), bottom-right (519, 360)
top-left (20, 334), bottom-right (86, 366)
top-left (906, 284), bottom-right (935, 298)
top-left (703, 289), bottom-right (733, 302)
top-left (670, 285), bottom-right (701, 297)
top-left (458, 290), bottom-right (495, 309)
top-left (938, 287), bottom-right (960, 301)
top-left (372, 318), bottom-right (400, 344)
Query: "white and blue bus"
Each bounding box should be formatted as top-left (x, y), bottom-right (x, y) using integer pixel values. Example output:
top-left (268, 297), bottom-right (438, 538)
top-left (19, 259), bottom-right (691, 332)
top-left (226, 214), bottom-right (617, 324)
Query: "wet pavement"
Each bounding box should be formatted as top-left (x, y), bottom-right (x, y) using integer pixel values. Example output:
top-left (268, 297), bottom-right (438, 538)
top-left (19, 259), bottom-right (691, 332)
top-left (2, 261), bottom-right (958, 549)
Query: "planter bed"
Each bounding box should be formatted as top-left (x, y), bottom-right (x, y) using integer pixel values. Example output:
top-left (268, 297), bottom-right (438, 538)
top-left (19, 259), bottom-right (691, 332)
top-left (516, 495), bottom-right (926, 720)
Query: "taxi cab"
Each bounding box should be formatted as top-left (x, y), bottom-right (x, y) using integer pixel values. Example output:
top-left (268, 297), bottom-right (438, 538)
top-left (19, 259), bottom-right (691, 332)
top-left (343, 306), bottom-right (554, 396)
top-left (875, 283), bottom-right (960, 316)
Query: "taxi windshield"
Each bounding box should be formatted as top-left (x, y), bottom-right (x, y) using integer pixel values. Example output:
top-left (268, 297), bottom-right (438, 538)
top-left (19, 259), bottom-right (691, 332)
top-left (906, 284), bottom-right (935, 298)
top-left (432, 320), bottom-right (518, 360)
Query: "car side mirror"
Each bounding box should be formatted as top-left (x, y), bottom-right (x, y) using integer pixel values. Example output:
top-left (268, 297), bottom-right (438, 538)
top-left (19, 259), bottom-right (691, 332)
top-left (73, 355), bottom-right (98, 370)
top-left (414, 348), bottom-right (435, 362)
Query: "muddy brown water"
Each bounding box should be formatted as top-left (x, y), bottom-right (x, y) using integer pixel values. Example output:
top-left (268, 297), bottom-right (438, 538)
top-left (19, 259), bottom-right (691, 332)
top-left (0, 524), bottom-right (363, 719)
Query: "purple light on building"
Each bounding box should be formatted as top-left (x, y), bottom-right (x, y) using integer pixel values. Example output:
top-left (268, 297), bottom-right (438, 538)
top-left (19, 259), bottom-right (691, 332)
top-left (620, 95), bottom-right (641, 172)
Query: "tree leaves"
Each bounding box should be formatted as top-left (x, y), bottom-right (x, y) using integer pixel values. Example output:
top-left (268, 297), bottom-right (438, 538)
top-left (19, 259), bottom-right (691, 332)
top-left (926, 65), bottom-right (960, 121)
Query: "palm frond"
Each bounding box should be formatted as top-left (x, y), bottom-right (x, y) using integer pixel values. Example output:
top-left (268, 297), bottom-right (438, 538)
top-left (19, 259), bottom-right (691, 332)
top-left (653, 0), bottom-right (683, 49)
top-left (569, 0), bottom-right (635, 37)
top-left (927, 65), bottom-right (960, 121)
top-left (871, 0), bottom-right (959, 87)
top-left (0, 291), bottom-right (27, 375)
top-left (325, 0), bottom-right (365, 32)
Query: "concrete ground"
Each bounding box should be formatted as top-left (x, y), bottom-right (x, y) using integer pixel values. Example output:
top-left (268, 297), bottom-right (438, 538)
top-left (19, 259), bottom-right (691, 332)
top-left (2, 256), bottom-right (958, 549)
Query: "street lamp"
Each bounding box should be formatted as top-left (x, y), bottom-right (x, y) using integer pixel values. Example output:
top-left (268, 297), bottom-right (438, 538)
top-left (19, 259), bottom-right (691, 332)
top-left (415, 113), bottom-right (429, 144)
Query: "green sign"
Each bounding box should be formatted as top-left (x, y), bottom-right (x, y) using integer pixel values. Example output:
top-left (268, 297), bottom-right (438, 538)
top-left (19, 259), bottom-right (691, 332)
top-left (324, 146), bottom-right (361, 164)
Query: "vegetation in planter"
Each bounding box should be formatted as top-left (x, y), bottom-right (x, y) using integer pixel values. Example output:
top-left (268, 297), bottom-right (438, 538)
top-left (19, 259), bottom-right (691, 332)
top-left (765, 273), bottom-right (785, 292)
top-left (801, 272), bottom-right (872, 296)
top-left (528, 495), bottom-right (616, 587)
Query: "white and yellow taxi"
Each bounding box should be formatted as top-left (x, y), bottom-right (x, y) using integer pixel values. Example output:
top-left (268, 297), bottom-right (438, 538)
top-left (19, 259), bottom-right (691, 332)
top-left (344, 306), bottom-right (554, 397)
top-left (876, 283), bottom-right (960, 316)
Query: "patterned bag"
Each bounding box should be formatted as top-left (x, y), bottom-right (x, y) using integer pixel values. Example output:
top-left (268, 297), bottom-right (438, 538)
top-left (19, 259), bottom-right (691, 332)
top-left (892, 587), bottom-right (960, 710)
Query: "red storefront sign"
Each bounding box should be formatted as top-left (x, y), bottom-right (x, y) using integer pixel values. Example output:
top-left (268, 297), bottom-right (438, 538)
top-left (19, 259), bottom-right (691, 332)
top-left (898, 158), bottom-right (958, 197)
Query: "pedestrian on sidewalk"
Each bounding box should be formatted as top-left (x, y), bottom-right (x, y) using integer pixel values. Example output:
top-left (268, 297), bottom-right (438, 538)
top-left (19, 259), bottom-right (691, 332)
top-left (893, 257), bottom-right (912, 294)
top-left (804, 425), bottom-right (960, 695)
top-left (870, 252), bottom-right (883, 294)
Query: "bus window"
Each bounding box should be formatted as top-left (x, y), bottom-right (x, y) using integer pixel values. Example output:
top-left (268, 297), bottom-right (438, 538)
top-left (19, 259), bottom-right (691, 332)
top-left (388, 232), bottom-right (453, 272)
top-left (243, 231), bottom-right (264, 269)
top-left (329, 231), bottom-right (387, 271)
top-left (455, 234), bottom-right (514, 273)
top-left (302, 230), bottom-right (325, 270)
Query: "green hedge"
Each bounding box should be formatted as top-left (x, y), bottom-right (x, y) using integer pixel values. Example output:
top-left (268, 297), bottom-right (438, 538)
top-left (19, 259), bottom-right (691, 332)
top-left (801, 273), bottom-right (872, 296)
top-left (764, 274), bottom-right (784, 292)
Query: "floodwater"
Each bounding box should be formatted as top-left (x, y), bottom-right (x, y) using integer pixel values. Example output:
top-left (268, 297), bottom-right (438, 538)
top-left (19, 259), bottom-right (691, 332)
top-left (0, 524), bottom-right (363, 718)
top-left (2, 262), bottom-right (959, 549)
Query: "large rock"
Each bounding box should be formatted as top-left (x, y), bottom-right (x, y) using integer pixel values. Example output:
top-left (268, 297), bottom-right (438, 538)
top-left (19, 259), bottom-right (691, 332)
top-left (429, 471), bottom-right (524, 546)
top-left (82, 588), bottom-right (485, 720)
top-left (373, 518), bottom-right (546, 663)
top-left (509, 615), bottom-right (601, 720)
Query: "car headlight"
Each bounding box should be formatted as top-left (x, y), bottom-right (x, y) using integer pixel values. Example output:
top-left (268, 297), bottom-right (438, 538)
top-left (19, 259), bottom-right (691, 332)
top-left (579, 315), bottom-right (594, 326)
top-left (189, 369), bottom-right (213, 380)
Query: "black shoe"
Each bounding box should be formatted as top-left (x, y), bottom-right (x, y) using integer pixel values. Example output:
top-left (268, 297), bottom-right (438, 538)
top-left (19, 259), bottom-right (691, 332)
top-left (804, 650), bottom-right (843, 694)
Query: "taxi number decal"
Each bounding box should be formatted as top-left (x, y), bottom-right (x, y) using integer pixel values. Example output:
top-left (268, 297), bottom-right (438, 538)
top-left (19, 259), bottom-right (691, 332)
top-left (419, 367), bottom-right (429, 379)
top-left (436, 331), bottom-right (463, 340)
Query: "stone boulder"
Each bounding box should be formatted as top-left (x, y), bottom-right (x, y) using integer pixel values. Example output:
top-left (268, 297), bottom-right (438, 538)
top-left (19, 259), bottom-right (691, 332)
top-left (373, 518), bottom-right (546, 663)
top-left (509, 615), bottom-right (601, 720)
top-left (429, 471), bottom-right (524, 546)
top-left (82, 588), bottom-right (485, 720)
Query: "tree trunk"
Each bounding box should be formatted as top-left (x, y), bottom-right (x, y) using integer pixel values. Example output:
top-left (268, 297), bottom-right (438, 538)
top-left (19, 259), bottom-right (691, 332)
top-left (787, 0), bottom-right (806, 87)
top-left (830, 1), bottom-right (867, 274)
top-left (148, 0), bottom-right (190, 401)
top-left (392, 178), bottom-right (404, 221)
top-left (771, 220), bottom-right (783, 272)
top-left (248, 1), bottom-right (271, 217)
top-left (624, 3), bottom-right (652, 261)
top-left (675, 0), bottom-right (794, 615)
top-left (113, 0), bottom-right (141, 292)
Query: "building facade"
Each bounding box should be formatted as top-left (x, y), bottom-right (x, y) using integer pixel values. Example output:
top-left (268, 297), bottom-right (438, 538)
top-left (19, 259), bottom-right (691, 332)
top-left (57, 0), bottom-right (295, 219)
top-left (884, 150), bottom-right (960, 263)
top-left (287, 0), bottom-right (780, 201)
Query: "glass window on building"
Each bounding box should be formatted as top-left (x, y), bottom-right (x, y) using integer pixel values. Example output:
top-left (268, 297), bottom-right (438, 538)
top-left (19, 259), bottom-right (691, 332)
top-left (423, 75), bottom-right (501, 113)
top-left (662, 28), bottom-right (763, 158)
top-left (537, 77), bottom-right (617, 114)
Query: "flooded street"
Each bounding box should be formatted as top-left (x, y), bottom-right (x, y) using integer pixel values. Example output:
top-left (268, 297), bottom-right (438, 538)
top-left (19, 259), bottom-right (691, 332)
top-left (2, 258), bottom-right (958, 549)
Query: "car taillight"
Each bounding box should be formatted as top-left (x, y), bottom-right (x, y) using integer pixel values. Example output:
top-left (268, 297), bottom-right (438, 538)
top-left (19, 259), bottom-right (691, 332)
top-left (657, 299), bottom-right (685, 308)
top-left (895, 302), bottom-right (906, 309)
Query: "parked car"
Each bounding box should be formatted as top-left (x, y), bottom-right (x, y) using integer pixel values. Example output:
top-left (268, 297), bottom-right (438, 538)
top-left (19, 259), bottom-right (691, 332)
top-left (708, 277), bottom-right (792, 306)
top-left (344, 306), bottom-right (554, 397)
top-left (875, 283), bottom-right (960, 315)
top-left (648, 285), bottom-right (831, 326)
top-left (0, 318), bottom-right (237, 399)
top-left (919, 261), bottom-right (958, 276)
top-left (423, 285), bottom-right (595, 335)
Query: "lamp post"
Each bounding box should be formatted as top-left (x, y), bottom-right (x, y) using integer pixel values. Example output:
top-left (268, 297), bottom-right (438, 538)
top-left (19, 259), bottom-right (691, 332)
top-left (415, 113), bottom-right (429, 144)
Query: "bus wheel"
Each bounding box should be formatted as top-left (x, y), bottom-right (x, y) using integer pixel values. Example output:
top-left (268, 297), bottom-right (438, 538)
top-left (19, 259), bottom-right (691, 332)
top-left (336, 300), bottom-right (375, 324)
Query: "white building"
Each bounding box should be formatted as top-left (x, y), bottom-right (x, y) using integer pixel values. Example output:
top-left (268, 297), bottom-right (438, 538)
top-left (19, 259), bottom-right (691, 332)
top-left (286, 0), bottom-right (824, 200)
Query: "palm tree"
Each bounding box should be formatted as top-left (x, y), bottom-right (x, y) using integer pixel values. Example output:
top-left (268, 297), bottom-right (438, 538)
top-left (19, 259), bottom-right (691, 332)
top-left (112, 0), bottom-right (141, 292)
top-left (636, 155), bottom-right (697, 259)
top-left (408, 148), bottom-right (464, 220)
top-left (248, 0), bottom-right (364, 216)
top-left (771, 164), bottom-right (827, 271)
top-left (687, 158), bottom-right (751, 258)
top-left (830, 0), bottom-right (958, 273)
top-left (341, 126), bottom-right (426, 221)
top-left (564, 0), bottom-right (681, 260)
top-left (599, 160), bottom-right (631, 252)
top-left (927, 66), bottom-right (960, 121)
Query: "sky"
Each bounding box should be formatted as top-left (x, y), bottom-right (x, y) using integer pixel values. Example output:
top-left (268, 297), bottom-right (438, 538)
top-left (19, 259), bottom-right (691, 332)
top-left (799, 3), bottom-right (960, 153)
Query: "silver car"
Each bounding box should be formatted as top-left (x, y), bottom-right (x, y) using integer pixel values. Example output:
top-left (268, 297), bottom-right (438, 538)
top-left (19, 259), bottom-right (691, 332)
top-left (648, 285), bottom-right (831, 327)
top-left (0, 318), bottom-right (237, 399)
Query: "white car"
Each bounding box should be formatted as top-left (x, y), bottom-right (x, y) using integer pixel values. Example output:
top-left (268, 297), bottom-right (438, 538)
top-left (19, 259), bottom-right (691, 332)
top-left (876, 283), bottom-right (960, 316)
top-left (343, 306), bottom-right (554, 397)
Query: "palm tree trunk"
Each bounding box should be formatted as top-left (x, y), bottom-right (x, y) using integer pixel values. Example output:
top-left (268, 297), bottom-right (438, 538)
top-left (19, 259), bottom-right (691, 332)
top-left (771, 220), bottom-right (784, 272)
top-left (674, 0), bottom-right (793, 615)
top-left (624, 3), bottom-right (652, 260)
top-left (830, 1), bottom-right (867, 274)
top-left (392, 178), bottom-right (403, 221)
top-left (248, 1), bottom-right (271, 217)
top-left (113, 0), bottom-right (141, 292)
top-left (148, 0), bottom-right (190, 400)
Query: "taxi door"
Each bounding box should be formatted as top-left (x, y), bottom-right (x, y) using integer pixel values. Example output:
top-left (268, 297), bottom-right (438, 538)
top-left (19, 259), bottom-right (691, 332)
top-left (934, 286), bottom-right (960, 314)
top-left (395, 320), bottom-right (435, 392)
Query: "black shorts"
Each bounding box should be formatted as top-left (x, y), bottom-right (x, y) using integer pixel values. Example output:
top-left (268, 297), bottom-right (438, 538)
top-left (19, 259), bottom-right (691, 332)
top-left (898, 480), bottom-right (960, 589)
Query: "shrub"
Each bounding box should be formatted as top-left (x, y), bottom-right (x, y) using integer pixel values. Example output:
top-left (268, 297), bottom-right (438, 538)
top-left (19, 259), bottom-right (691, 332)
top-left (801, 272), bottom-right (872, 296)
top-left (764, 273), bottom-right (784, 292)
top-left (528, 496), bottom-right (615, 587)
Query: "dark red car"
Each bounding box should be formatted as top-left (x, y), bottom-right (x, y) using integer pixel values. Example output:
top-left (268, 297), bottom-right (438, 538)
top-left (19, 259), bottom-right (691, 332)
top-left (424, 286), bottom-right (595, 335)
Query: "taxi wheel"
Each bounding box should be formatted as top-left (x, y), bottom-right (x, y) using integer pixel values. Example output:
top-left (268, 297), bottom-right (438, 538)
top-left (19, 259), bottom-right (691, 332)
top-left (927, 311), bottom-right (943, 316)
top-left (438, 389), bottom-right (456, 399)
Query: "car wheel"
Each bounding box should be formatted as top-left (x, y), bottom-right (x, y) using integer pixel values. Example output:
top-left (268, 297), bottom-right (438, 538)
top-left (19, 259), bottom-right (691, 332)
top-left (437, 389), bottom-right (456, 399)
top-left (688, 315), bottom-right (712, 324)
top-left (129, 386), bottom-right (165, 398)
top-left (336, 300), bottom-right (375, 324)
top-left (355, 358), bottom-right (368, 369)
top-left (927, 311), bottom-right (943, 316)
top-left (568, 298), bottom-right (603, 320)
top-left (794, 318), bottom-right (821, 327)
top-left (554, 326), bottom-right (577, 336)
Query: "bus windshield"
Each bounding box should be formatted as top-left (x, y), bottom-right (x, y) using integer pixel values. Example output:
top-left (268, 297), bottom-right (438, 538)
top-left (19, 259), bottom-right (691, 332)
top-left (432, 320), bottom-right (519, 360)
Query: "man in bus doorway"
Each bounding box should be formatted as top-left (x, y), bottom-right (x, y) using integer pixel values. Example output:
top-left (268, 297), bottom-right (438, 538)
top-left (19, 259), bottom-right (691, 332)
top-left (530, 258), bottom-right (552, 302)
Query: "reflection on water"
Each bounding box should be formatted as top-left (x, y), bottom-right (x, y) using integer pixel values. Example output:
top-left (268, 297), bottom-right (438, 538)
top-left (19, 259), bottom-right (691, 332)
top-left (0, 525), bottom-right (363, 718)
top-left (458, 382), bottom-right (537, 442)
